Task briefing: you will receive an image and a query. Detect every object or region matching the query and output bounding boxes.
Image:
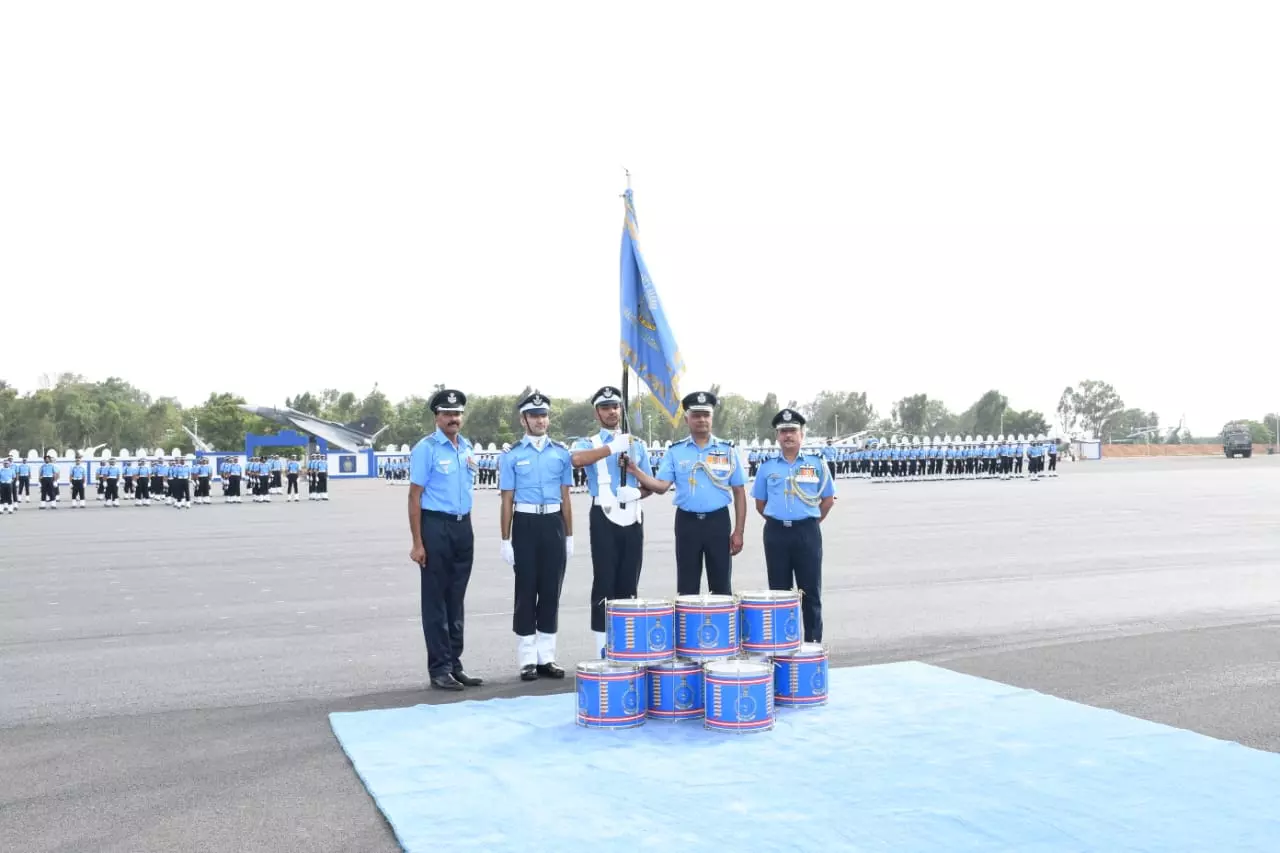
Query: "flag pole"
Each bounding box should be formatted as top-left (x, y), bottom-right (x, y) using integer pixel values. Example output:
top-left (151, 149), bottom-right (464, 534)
top-left (619, 168), bottom-right (634, 486)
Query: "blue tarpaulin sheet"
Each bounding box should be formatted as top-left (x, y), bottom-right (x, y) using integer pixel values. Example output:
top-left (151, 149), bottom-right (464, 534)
top-left (329, 661), bottom-right (1280, 852)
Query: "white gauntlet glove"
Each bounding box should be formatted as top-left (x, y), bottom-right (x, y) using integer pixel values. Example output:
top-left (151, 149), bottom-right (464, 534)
top-left (500, 540), bottom-right (515, 568)
top-left (564, 536), bottom-right (574, 560)
top-left (607, 433), bottom-right (633, 456)
top-left (616, 485), bottom-right (641, 504)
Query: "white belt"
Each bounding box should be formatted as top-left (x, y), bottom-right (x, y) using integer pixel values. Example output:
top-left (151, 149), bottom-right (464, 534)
top-left (515, 502), bottom-right (561, 514)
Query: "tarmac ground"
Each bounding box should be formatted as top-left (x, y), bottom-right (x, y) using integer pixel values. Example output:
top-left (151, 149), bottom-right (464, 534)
top-left (1, 455), bottom-right (1277, 851)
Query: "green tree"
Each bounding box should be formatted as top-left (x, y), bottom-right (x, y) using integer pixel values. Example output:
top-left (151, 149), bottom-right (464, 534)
top-left (805, 391), bottom-right (876, 437)
top-left (961, 390), bottom-right (1009, 437)
top-left (1058, 380), bottom-right (1124, 439)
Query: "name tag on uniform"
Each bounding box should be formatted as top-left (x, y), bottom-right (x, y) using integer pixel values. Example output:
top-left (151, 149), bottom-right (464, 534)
top-left (437, 459), bottom-right (453, 474)
top-left (796, 466), bottom-right (819, 484)
top-left (516, 460), bottom-right (531, 467)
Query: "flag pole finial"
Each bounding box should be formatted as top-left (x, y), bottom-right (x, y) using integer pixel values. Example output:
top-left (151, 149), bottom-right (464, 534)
top-left (624, 167), bottom-right (631, 190)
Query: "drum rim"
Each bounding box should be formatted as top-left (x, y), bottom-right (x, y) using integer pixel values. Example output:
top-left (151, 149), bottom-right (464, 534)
top-left (576, 660), bottom-right (644, 674)
top-left (738, 589), bottom-right (801, 601)
top-left (647, 661), bottom-right (703, 673)
top-left (703, 659), bottom-right (771, 676)
top-left (674, 594), bottom-right (737, 604)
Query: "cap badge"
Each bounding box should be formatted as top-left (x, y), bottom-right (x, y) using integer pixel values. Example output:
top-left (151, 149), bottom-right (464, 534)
top-left (446, 392), bottom-right (457, 404)
top-left (697, 393), bottom-right (707, 404)
top-left (602, 388), bottom-right (614, 399)
top-left (782, 410), bottom-right (792, 422)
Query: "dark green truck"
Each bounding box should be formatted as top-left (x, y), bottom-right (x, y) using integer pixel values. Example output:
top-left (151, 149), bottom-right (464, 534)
top-left (1223, 423), bottom-right (1253, 458)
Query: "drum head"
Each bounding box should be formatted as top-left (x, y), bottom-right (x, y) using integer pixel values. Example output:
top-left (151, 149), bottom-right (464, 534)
top-left (675, 594), bottom-right (736, 606)
top-left (739, 589), bottom-right (799, 603)
top-left (704, 659), bottom-right (770, 678)
top-left (607, 598), bottom-right (673, 610)
top-left (577, 660), bottom-right (642, 676)
top-left (649, 660), bottom-right (700, 674)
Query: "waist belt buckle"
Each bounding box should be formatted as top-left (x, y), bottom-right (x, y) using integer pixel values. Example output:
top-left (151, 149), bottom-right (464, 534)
top-left (537, 504), bottom-right (548, 515)
top-left (455, 513), bottom-right (464, 522)
top-left (696, 512), bottom-right (706, 520)
top-left (782, 520), bottom-right (794, 528)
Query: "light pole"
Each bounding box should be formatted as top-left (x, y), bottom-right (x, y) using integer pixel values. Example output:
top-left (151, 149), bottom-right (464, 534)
top-left (647, 415), bottom-right (653, 446)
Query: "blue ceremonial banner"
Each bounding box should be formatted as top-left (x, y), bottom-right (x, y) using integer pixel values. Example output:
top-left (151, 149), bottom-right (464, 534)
top-left (619, 188), bottom-right (685, 423)
top-left (338, 454), bottom-right (356, 473)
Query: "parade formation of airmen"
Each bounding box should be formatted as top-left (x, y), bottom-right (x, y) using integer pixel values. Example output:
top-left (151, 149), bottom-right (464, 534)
top-left (0, 450), bottom-right (333, 512)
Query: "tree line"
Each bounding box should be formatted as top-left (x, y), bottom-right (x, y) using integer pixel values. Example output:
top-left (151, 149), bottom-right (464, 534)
top-left (2, 374), bottom-right (1267, 454)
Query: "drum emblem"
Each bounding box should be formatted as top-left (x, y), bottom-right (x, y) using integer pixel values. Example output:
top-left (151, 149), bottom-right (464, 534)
top-left (811, 668), bottom-right (826, 694)
top-left (578, 685), bottom-right (589, 711)
top-left (674, 678), bottom-right (693, 710)
top-left (622, 685), bottom-right (639, 714)
top-left (784, 611), bottom-right (799, 641)
top-left (649, 622), bottom-right (668, 650)
top-left (697, 620), bottom-right (719, 648)
top-left (736, 695), bottom-right (757, 721)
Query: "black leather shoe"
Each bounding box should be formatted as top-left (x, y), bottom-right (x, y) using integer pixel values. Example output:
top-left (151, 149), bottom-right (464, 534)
top-left (430, 674), bottom-right (464, 691)
top-left (452, 670), bottom-right (483, 687)
top-left (520, 664), bottom-right (538, 681)
top-left (536, 662), bottom-right (565, 679)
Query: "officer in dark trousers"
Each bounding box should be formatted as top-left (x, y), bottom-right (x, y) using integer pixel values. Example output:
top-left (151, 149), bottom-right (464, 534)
top-left (70, 453), bottom-right (87, 508)
top-left (38, 453), bottom-right (59, 510)
top-left (499, 391), bottom-right (574, 681)
top-left (570, 385), bottom-right (648, 657)
top-left (409, 389), bottom-right (483, 691)
top-left (0, 458), bottom-right (14, 513)
top-left (627, 391), bottom-right (747, 596)
top-left (752, 408), bottom-right (836, 643)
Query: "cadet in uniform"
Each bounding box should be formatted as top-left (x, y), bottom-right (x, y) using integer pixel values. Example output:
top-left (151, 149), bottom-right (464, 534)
top-left (753, 408), bottom-right (836, 642)
top-left (135, 457), bottom-right (152, 505)
top-left (194, 455), bottom-right (212, 504)
top-left (569, 385), bottom-right (648, 657)
top-left (103, 457), bottom-right (122, 506)
top-left (408, 389), bottom-right (483, 691)
top-left (0, 458), bottom-right (14, 513)
top-left (627, 391), bottom-right (747, 596)
top-left (499, 391), bottom-right (574, 681)
top-left (16, 459), bottom-right (31, 504)
top-left (70, 454), bottom-right (87, 508)
top-left (286, 454), bottom-right (301, 501)
top-left (39, 453), bottom-right (59, 509)
top-left (123, 458), bottom-right (136, 498)
top-left (171, 456), bottom-right (192, 508)
top-left (225, 456), bottom-right (243, 503)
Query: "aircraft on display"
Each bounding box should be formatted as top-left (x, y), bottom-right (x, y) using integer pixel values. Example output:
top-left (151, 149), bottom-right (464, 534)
top-left (238, 405), bottom-right (388, 452)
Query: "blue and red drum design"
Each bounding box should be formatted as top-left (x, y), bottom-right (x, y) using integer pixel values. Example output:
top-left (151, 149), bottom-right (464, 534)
top-left (774, 643), bottom-right (828, 707)
top-left (576, 661), bottom-right (646, 728)
top-left (703, 659), bottom-right (774, 733)
top-left (674, 594), bottom-right (739, 659)
top-left (606, 598), bottom-right (675, 664)
top-left (739, 590), bottom-right (802, 655)
top-left (646, 660), bottom-right (704, 721)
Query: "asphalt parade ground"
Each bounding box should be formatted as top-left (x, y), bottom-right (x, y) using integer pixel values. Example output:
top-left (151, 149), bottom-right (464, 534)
top-left (2, 457), bottom-right (1278, 852)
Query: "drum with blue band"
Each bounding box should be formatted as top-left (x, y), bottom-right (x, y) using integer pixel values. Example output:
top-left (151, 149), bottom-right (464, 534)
top-left (739, 590), bottom-right (803, 655)
top-left (576, 661), bottom-right (646, 728)
top-left (606, 598), bottom-right (675, 664)
top-left (774, 642), bottom-right (828, 707)
top-left (703, 659), bottom-right (774, 732)
top-left (646, 660), bottom-right (704, 721)
top-left (674, 594), bottom-right (740, 660)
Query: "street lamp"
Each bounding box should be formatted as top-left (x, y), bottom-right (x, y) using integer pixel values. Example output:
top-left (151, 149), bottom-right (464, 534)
top-left (647, 414), bottom-right (653, 445)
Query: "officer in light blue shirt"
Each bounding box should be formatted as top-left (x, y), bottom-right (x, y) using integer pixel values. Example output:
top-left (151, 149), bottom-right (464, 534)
top-left (193, 455), bottom-right (212, 504)
top-left (225, 456), bottom-right (244, 503)
top-left (627, 390), bottom-right (747, 596)
top-left (499, 391), bottom-right (574, 681)
top-left (38, 453), bottom-right (60, 509)
top-left (752, 408), bottom-right (835, 642)
top-left (285, 455), bottom-right (301, 501)
top-left (136, 458), bottom-right (152, 504)
top-left (170, 456), bottom-right (192, 508)
top-left (16, 459), bottom-right (32, 503)
top-left (0, 458), bottom-right (14, 513)
top-left (123, 459), bottom-right (138, 500)
top-left (69, 454), bottom-right (88, 508)
top-left (569, 384), bottom-right (650, 655)
top-left (409, 388), bottom-right (482, 691)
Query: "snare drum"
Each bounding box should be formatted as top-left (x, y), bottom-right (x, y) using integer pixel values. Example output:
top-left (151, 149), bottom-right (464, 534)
top-left (739, 590), bottom-right (802, 654)
top-left (674, 594), bottom-right (739, 659)
top-left (606, 598), bottom-right (675, 664)
top-left (576, 661), bottom-right (646, 728)
top-left (647, 660), bottom-right (704, 721)
top-left (774, 643), bottom-right (828, 707)
top-left (703, 659), bottom-right (774, 732)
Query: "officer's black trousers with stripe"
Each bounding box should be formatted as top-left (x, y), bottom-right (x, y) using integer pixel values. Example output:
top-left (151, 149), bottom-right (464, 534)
top-left (317, 473), bottom-right (327, 494)
top-left (173, 480), bottom-right (190, 502)
top-left (763, 517), bottom-right (823, 642)
top-left (71, 480), bottom-right (85, 500)
top-left (124, 476), bottom-right (134, 494)
top-left (39, 477), bottom-right (56, 502)
top-left (136, 478), bottom-right (150, 499)
top-left (419, 510), bottom-right (474, 678)
top-left (512, 511), bottom-right (566, 636)
top-left (18, 476), bottom-right (29, 497)
top-left (0, 483), bottom-right (12, 505)
top-left (197, 477), bottom-right (210, 498)
top-left (226, 475), bottom-right (240, 497)
top-left (588, 505), bottom-right (644, 632)
top-left (105, 478), bottom-right (119, 501)
top-left (287, 473), bottom-right (298, 494)
top-left (674, 507), bottom-right (732, 597)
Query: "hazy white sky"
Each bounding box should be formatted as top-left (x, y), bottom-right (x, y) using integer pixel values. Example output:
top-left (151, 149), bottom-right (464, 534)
top-left (4, 2), bottom-right (1277, 434)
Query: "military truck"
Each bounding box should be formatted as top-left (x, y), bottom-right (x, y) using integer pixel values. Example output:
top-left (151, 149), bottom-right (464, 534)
top-left (1222, 422), bottom-right (1253, 458)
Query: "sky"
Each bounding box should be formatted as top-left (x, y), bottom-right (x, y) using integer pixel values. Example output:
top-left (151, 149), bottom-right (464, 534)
top-left (3, 2), bottom-right (1277, 437)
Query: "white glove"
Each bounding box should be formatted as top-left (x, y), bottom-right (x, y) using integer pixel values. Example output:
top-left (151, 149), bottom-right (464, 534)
top-left (616, 485), bottom-right (641, 504)
top-left (500, 540), bottom-right (515, 567)
top-left (607, 433), bottom-right (633, 456)
top-left (564, 536), bottom-right (574, 560)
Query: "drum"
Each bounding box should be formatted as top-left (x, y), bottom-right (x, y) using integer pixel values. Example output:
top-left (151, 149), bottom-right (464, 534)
top-left (646, 660), bottom-right (704, 721)
top-left (606, 598), bottom-right (675, 664)
top-left (576, 661), bottom-right (646, 728)
top-left (674, 594), bottom-right (739, 659)
top-left (774, 643), bottom-right (828, 707)
top-left (703, 659), bottom-right (774, 732)
top-left (739, 590), bottom-right (802, 655)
